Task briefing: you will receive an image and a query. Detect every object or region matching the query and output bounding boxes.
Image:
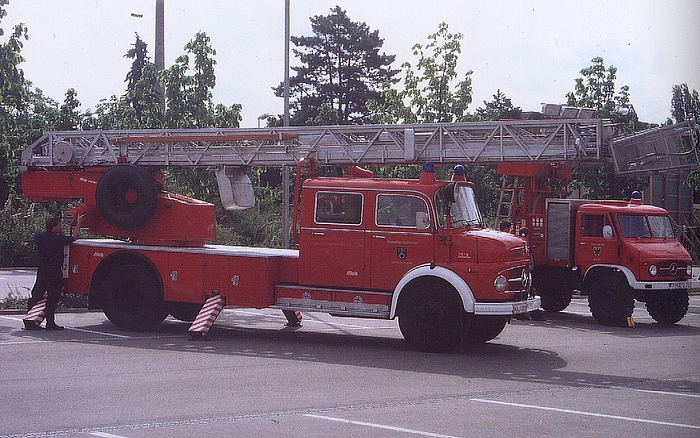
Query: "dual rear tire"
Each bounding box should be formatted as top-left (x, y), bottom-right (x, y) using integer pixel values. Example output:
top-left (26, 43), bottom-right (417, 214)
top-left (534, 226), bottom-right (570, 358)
top-left (91, 252), bottom-right (202, 330)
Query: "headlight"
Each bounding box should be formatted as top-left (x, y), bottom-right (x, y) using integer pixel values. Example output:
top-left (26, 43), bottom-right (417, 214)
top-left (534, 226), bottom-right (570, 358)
top-left (494, 275), bottom-right (508, 292)
top-left (648, 265), bottom-right (658, 277)
top-left (687, 265), bottom-right (693, 276)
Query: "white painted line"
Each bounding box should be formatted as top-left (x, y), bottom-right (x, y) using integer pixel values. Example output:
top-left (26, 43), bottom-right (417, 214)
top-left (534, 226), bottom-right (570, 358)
top-left (470, 398), bottom-right (700, 430)
top-left (90, 432), bottom-right (130, 438)
top-left (67, 327), bottom-right (132, 339)
top-left (0, 315), bottom-right (24, 322)
top-left (304, 414), bottom-right (460, 438)
top-left (612, 386), bottom-right (700, 399)
top-left (0, 315), bottom-right (131, 338)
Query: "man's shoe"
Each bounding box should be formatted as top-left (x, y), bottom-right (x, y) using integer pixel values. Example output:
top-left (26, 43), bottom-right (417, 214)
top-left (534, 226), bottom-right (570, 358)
top-left (23, 320), bottom-right (42, 330)
top-left (45, 323), bottom-right (64, 331)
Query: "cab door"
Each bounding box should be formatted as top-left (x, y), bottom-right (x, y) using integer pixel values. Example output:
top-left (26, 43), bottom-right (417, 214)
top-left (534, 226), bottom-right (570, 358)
top-left (369, 193), bottom-right (434, 290)
top-left (302, 191), bottom-right (366, 288)
top-left (575, 212), bottom-right (619, 271)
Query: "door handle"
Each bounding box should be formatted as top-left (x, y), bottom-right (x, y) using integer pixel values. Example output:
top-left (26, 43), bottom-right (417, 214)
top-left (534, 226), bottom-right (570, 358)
top-left (373, 235), bottom-right (386, 239)
top-left (312, 232), bottom-right (325, 236)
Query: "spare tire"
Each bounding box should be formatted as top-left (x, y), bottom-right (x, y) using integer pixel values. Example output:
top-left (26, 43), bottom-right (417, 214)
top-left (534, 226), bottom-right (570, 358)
top-left (96, 165), bottom-right (158, 230)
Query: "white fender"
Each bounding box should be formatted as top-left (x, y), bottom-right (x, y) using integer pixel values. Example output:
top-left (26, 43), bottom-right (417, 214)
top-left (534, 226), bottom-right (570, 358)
top-left (583, 264), bottom-right (635, 287)
top-left (390, 263), bottom-right (476, 319)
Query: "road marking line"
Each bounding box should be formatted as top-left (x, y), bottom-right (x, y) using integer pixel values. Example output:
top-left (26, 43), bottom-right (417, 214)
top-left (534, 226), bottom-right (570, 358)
top-left (470, 398), bottom-right (700, 430)
top-left (304, 414), bottom-right (460, 438)
top-left (67, 327), bottom-right (132, 338)
top-left (613, 386), bottom-right (700, 398)
top-left (0, 315), bottom-right (131, 339)
top-left (90, 432), bottom-right (129, 438)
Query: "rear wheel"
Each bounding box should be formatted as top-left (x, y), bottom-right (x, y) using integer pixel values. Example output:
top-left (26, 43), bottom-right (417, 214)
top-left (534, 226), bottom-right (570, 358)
top-left (645, 290), bottom-right (688, 324)
top-left (92, 256), bottom-right (168, 330)
top-left (534, 267), bottom-right (573, 312)
top-left (586, 273), bottom-right (634, 327)
top-left (168, 301), bottom-right (203, 322)
top-left (398, 281), bottom-right (464, 353)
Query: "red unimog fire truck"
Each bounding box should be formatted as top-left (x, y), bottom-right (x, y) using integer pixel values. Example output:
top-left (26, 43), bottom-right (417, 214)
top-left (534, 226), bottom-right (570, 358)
top-left (496, 161), bottom-right (699, 327)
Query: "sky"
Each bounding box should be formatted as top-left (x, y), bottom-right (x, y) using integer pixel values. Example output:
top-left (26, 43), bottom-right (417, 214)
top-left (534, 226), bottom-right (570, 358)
top-left (3, 0), bottom-right (699, 128)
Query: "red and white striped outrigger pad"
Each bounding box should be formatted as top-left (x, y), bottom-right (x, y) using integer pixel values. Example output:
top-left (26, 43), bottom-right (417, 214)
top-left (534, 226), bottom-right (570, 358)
top-left (188, 295), bottom-right (225, 339)
top-left (23, 299), bottom-right (47, 325)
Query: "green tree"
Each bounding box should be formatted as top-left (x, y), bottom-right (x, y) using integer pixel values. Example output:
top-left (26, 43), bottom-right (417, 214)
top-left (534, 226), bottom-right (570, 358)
top-left (476, 89), bottom-right (521, 121)
top-left (124, 34), bottom-right (164, 127)
top-left (566, 57), bottom-right (643, 200)
top-left (566, 56), bottom-right (637, 129)
top-left (369, 22), bottom-right (473, 124)
top-left (670, 84), bottom-right (700, 192)
top-left (671, 83), bottom-right (700, 124)
top-left (275, 6), bottom-right (398, 125)
top-left (56, 88), bottom-right (82, 130)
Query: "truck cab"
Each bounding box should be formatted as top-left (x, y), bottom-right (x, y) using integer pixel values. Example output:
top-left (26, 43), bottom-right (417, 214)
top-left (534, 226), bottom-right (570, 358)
top-left (292, 163), bottom-right (538, 351)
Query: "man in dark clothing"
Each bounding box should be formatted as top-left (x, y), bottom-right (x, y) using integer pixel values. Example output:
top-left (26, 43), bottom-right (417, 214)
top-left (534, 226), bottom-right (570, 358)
top-left (24, 214), bottom-right (83, 330)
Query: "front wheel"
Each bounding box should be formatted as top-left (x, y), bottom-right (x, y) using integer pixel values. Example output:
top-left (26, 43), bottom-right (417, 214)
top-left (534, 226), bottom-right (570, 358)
top-left (645, 290), bottom-right (689, 324)
top-left (398, 282), bottom-right (464, 353)
top-left (464, 315), bottom-right (508, 344)
top-left (586, 273), bottom-right (634, 327)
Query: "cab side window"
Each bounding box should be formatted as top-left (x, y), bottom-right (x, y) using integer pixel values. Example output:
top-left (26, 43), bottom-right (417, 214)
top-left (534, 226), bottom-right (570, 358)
top-left (581, 214), bottom-right (604, 237)
top-left (376, 194), bottom-right (429, 228)
top-left (315, 192), bottom-right (363, 225)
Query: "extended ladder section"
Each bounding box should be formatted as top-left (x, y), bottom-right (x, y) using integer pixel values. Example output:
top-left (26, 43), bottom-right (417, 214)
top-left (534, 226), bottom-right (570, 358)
top-left (20, 119), bottom-right (698, 211)
top-left (21, 119), bottom-right (615, 169)
top-left (610, 120), bottom-right (699, 175)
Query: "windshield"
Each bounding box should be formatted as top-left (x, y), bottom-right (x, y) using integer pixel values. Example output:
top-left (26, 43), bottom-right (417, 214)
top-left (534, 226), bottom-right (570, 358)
top-left (618, 214), bottom-right (675, 239)
top-left (648, 215), bottom-right (675, 238)
top-left (436, 184), bottom-right (482, 229)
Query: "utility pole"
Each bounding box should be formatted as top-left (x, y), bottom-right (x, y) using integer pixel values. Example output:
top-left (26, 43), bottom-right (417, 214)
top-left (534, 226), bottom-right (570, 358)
top-left (282, 0), bottom-right (291, 248)
top-left (155, 0), bottom-right (165, 111)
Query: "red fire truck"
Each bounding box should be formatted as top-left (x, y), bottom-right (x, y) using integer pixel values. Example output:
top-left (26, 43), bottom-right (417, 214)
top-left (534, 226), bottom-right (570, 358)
top-left (496, 161), bottom-right (699, 327)
top-left (21, 128), bottom-right (541, 352)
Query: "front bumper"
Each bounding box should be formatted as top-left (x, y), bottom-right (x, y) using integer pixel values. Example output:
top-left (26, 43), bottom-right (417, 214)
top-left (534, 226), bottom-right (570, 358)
top-left (474, 296), bottom-right (541, 316)
top-left (630, 278), bottom-right (700, 291)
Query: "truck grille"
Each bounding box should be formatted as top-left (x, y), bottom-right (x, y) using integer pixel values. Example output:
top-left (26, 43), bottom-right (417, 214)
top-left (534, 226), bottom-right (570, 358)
top-left (655, 261), bottom-right (689, 279)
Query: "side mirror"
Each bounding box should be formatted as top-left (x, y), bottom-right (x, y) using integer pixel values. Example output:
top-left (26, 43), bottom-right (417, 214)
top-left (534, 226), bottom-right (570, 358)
top-left (445, 182), bottom-right (458, 204)
top-left (416, 211), bottom-right (430, 230)
top-left (603, 225), bottom-right (613, 240)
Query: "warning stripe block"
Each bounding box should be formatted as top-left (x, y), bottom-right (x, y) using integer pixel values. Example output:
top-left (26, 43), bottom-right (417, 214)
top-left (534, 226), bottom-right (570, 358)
top-left (188, 295), bottom-right (226, 336)
top-left (24, 299), bottom-right (47, 325)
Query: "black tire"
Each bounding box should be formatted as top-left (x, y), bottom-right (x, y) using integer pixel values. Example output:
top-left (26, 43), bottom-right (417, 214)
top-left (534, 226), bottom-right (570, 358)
top-left (464, 315), bottom-right (508, 344)
top-left (645, 290), bottom-right (689, 324)
top-left (534, 267), bottom-right (573, 312)
top-left (398, 281), bottom-right (464, 353)
top-left (168, 301), bottom-right (203, 322)
top-left (94, 261), bottom-right (168, 330)
top-left (586, 273), bottom-right (634, 327)
top-left (95, 165), bottom-right (158, 230)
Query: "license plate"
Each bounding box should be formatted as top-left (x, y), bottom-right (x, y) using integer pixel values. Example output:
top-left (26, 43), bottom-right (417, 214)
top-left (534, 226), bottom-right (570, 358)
top-left (668, 282), bottom-right (691, 289)
top-left (512, 302), bottom-right (528, 314)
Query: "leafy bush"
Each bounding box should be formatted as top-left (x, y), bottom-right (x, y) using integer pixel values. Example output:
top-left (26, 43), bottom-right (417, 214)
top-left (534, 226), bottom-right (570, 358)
top-left (0, 196), bottom-right (50, 267)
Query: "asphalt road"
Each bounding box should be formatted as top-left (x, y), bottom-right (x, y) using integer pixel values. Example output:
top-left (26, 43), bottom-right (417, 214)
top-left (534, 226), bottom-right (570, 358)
top-left (0, 296), bottom-right (698, 438)
top-left (0, 269), bottom-right (36, 300)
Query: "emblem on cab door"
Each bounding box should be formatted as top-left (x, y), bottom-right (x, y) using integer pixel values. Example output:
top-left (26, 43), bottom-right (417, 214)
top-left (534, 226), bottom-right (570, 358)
top-left (397, 247), bottom-right (407, 260)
